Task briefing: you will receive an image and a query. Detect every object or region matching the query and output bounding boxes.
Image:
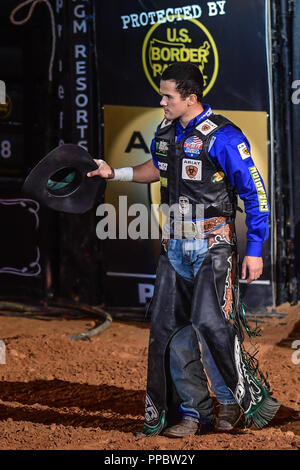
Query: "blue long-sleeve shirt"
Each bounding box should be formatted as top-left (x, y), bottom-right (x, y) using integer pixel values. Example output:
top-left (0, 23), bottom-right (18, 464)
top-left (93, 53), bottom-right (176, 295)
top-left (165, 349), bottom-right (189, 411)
top-left (150, 104), bottom-right (270, 257)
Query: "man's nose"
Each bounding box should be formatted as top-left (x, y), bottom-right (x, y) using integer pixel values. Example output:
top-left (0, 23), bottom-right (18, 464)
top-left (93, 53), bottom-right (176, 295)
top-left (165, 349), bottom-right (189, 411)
top-left (160, 96), bottom-right (167, 106)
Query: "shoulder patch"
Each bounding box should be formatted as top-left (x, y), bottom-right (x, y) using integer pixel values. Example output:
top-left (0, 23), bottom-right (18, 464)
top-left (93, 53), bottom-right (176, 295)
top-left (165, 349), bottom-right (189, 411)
top-left (196, 118), bottom-right (218, 136)
top-left (237, 142), bottom-right (250, 159)
top-left (248, 166), bottom-right (269, 212)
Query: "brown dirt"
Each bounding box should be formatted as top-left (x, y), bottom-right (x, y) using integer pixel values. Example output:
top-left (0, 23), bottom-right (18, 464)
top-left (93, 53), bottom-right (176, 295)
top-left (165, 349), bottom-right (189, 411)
top-left (0, 302), bottom-right (299, 450)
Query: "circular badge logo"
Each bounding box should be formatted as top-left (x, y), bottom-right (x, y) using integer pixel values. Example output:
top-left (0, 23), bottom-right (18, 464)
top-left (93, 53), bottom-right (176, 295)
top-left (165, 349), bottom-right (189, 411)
top-left (183, 135), bottom-right (203, 157)
top-left (211, 171), bottom-right (225, 183)
top-left (142, 18), bottom-right (219, 97)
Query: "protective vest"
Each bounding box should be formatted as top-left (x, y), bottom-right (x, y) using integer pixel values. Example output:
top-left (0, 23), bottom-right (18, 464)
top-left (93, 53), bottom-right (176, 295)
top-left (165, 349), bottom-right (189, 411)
top-left (154, 114), bottom-right (240, 219)
top-left (142, 114), bottom-right (281, 436)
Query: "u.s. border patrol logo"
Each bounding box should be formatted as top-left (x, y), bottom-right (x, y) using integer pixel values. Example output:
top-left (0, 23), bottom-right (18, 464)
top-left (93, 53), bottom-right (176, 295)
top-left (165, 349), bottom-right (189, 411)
top-left (142, 18), bottom-right (219, 97)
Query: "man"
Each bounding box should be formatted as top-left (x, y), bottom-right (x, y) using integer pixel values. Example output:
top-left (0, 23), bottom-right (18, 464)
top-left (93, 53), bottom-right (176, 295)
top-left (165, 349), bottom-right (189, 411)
top-left (87, 62), bottom-right (280, 437)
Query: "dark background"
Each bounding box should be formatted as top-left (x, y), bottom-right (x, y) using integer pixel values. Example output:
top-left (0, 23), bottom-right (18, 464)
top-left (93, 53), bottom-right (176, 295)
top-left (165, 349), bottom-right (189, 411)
top-left (96, 0), bottom-right (269, 111)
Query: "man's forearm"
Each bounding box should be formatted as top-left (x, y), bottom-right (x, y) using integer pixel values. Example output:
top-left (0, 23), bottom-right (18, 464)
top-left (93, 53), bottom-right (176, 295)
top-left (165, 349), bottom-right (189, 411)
top-left (132, 159), bottom-right (160, 183)
top-left (87, 157), bottom-right (160, 182)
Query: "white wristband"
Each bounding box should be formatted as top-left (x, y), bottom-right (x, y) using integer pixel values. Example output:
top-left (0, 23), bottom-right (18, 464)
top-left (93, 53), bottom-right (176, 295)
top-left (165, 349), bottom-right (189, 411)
top-left (111, 167), bottom-right (133, 182)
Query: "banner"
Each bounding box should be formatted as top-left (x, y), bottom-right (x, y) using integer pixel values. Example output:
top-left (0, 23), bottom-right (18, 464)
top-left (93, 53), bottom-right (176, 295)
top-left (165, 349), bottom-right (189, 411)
top-left (54, 0), bottom-right (98, 151)
top-left (96, 0), bottom-right (273, 309)
top-left (0, 0), bottom-right (104, 304)
top-left (54, 0), bottom-right (105, 304)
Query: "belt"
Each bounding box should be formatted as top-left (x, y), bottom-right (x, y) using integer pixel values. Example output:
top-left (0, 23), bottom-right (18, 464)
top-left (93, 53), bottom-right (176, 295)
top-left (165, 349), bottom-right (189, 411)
top-left (163, 216), bottom-right (229, 240)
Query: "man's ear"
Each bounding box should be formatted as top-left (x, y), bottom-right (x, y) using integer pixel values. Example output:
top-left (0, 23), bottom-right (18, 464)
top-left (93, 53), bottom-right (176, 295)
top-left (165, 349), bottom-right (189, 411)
top-left (187, 94), bottom-right (198, 105)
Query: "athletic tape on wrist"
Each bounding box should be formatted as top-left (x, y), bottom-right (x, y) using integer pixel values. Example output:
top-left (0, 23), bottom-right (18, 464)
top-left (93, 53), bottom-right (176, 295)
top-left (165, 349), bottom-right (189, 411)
top-left (111, 167), bottom-right (133, 182)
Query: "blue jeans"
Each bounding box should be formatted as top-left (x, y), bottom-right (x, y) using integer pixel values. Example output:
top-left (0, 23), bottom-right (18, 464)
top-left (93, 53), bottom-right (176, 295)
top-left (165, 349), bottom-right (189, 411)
top-left (167, 238), bottom-right (236, 407)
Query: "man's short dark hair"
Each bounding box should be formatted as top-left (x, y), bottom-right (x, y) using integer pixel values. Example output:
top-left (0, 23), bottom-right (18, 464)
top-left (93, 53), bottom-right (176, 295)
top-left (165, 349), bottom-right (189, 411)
top-left (161, 62), bottom-right (204, 102)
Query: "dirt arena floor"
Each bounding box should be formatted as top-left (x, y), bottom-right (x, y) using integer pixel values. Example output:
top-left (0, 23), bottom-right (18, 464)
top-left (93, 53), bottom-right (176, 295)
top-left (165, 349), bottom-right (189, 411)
top-left (0, 301), bottom-right (299, 451)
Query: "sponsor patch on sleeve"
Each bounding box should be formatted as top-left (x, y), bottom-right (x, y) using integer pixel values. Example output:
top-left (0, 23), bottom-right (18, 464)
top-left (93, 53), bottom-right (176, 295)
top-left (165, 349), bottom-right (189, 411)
top-left (248, 166), bottom-right (269, 212)
top-left (182, 158), bottom-right (202, 181)
top-left (237, 142), bottom-right (251, 160)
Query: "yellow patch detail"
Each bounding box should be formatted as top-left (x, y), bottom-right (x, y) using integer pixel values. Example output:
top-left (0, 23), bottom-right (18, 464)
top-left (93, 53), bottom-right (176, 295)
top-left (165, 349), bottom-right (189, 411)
top-left (248, 166), bottom-right (269, 212)
top-left (160, 176), bottom-right (168, 188)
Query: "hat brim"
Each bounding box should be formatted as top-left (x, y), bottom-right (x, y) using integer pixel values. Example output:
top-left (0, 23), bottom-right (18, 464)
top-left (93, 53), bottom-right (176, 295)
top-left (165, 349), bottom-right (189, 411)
top-left (22, 144), bottom-right (105, 214)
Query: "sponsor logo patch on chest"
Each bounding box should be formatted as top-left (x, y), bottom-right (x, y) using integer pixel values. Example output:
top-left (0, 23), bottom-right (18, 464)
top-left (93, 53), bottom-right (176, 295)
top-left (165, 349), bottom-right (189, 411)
top-left (182, 158), bottom-right (202, 181)
top-left (211, 171), bottom-right (225, 183)
top-left (196, 119), bottom-right (218, 136)
top-left (183, 135), bottom-right (203, 157)
top-left (156, 139), bottom-right (169, 156)
top-left (158, 161), bottom-right (168, 171)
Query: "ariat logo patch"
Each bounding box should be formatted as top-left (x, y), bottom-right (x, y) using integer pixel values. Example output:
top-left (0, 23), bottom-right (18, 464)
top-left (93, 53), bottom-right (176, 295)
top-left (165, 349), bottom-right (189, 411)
top-left (237, 142), bottom-right (250, 160)
top-left (182, 159), bottom-right (202, 181)
top-left (248, 166), bottom-right (269, 212)
top-left (186, 166), bottom-right (198, 178)
top-left (196, 118), bottom-right (218, 136)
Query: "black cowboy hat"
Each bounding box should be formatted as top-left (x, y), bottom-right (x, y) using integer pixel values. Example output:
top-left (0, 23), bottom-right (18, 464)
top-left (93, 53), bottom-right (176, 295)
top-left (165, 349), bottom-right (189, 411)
top-left (22, 143), bottom-right (105, 214)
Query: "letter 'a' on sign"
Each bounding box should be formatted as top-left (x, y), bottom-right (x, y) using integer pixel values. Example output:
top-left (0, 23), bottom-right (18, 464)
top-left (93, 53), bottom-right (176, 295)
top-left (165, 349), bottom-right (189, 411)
top-left (125, 131), bottom-right (150, 153)
top-left (0, 80), bottom-right (6, 105)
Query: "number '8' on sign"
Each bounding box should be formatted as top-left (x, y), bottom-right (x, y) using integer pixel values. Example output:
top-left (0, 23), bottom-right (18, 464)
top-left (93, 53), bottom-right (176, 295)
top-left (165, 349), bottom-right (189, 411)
top-left (0, 140), bottom-right (12, 158)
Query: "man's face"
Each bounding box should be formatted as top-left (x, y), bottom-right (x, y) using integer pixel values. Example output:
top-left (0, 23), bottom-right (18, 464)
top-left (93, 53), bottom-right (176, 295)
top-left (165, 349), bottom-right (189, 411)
top-left (159, 80), bottom-right (188, 121)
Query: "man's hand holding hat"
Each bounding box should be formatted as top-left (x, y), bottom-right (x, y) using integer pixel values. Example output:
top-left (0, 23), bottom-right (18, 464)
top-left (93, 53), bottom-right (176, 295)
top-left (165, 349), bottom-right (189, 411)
top-left (87, 159), bottom-right (115, 179)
